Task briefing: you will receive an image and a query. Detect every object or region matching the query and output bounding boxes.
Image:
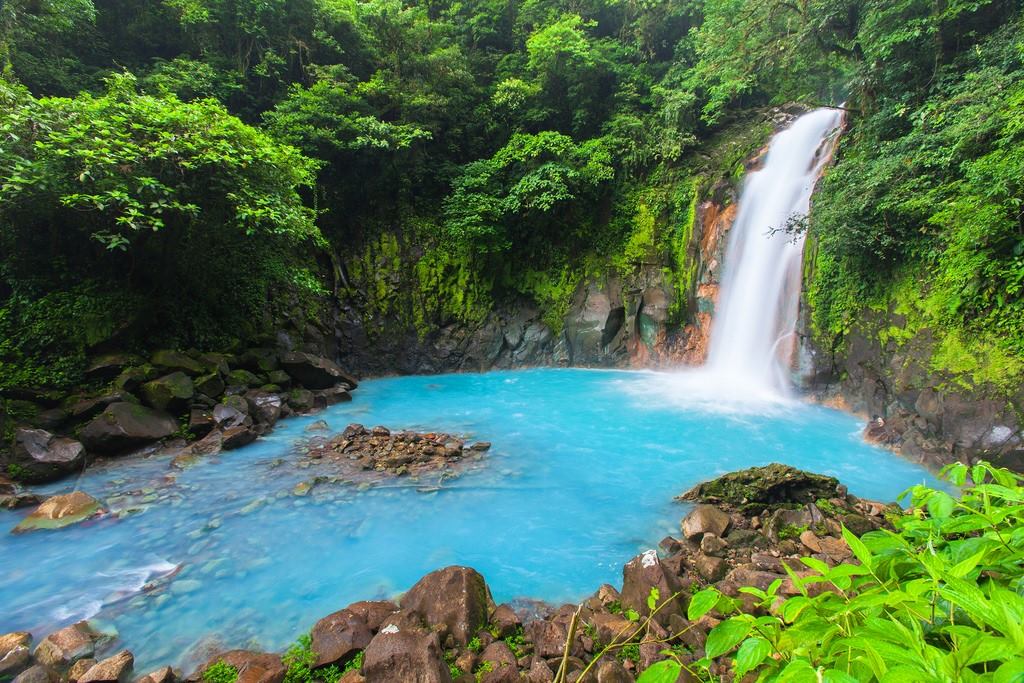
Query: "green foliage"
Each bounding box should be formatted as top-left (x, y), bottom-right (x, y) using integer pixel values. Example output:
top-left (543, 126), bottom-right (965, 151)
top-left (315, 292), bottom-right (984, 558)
top-left (281, 633), bottom-right (345, 683)
top-left (650, 462), bottom-right (1024, 682)
top-left (467, 636), bottom-right (483, 653)
top-left (202, 661), bottom-right (238, 683)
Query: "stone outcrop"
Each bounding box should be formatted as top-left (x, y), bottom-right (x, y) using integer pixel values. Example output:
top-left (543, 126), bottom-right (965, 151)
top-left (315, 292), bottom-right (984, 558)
top-left (0, 632), bottom-right (32, 679)
top-left (32, 623), bottom-right (104, 670)
top-left (79, 403), bottom-right (178, 454)
top-left (10, 429), bottom-right (87, 483)
top-left (280, 352), bottom-right (358, 391)
top-left (400, 566), bottom-right (490, 647)
top-left (678, 464), bottom-right (841, 512)
top-left (76, 650), bottom-right (133, 683)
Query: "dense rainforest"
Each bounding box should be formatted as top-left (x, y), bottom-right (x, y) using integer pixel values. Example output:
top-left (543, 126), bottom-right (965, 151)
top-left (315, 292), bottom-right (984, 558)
top-left (0, 0), bottom-right (1022, 395)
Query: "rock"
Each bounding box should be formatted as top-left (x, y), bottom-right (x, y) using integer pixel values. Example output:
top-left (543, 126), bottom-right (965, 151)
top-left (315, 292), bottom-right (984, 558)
top-left (362, 627), bottom-right (451, 683)
top-left (68, 393), bottom-right (135, 421)
top-left (135, 666), bottom-right (175, 683)
top-left (245, 392), bottom-right (282, 427)
top-left (798, 531), bottom-right (851, 562)
top-left (226, 370), bottom-right (262, 388)
top-left (679, 464), bottom-right (840, 512)
top-left (80, 403), bottom-right (178, 454)
top-left (141, 373), bottom-right (194, 413)
top-left (13, 491), bottom-right (104, 533)
top-left (69, 659), bottom-right (97, 682)
top-left (10, 428), bottom-right (87, 483)
top-left (0, 632), bottom-right (32, 679)
top-left (589, 613), bottom-right (639, 645)
top-left (680, 505), bottom-right (731, 541)
top-left (212, 403), bottom-right (250, 429)
top-left (281, 352), bottom-right (358, 391)
top-left (34, 408), bottom-right (70, 430)
top-left (12, 665), bottom-right (58, 683)
top-left (115, 367), bottom-right (156, 393)
top-left (221, 426), bottom-right (257, 450)
top-left (621, 550), bottom-right (684, 626)
top-left (188, 409), bottom-right (215, 437)
top-left (479, 642), bottom-right (516, 669)
top-left (312, 387), bottom-right (352, 408)
top-left (33, 622), bottom-right (102, 670)
top-left (400, 566), bottom-right (490, 647)
top-left (85, 354), bottom-right (143, 381)
top-left (764, 508), bottom-right (812, 544)
top-left (694, 554), bottom-right (728, 582)
top-left (523, 620), bottom-right (571, 659)
top-left (345, 601), bottom-right (399, 632)
top-left (699, 533), bottom-right (728, 557)
top-left (524, 660), bottom-right (554, 683)
top-left (596, 660), bottom-right (634, 683)
top-left (78, 650), bottom-right (133, 683)
top-left (489, 604), bottom-right (521, 639)
top-left (287, 389), bottom-right (315, 412)
top-left (191, 652), bottom-right (284, 683)
top-left (311, 609), bottom-right (373, 667)
top-left (152, 351), bottom-right (205, 376)
top-left (194, 374), bottom-right (226, 399)
top-left (197, 353), bottom-right (232, 376)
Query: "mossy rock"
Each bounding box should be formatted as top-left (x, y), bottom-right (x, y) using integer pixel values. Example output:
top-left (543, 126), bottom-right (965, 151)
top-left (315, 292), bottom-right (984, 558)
top-left (151, 350), bottom-right (205, 376)
top-left (194, 373), bottom-right (226, 399)
top-left (140, 372), bottom-right (195, 412)
top-left (679, 463), bottom-right (840, 513)
top-left (226, 369), bottom-right (262, 388)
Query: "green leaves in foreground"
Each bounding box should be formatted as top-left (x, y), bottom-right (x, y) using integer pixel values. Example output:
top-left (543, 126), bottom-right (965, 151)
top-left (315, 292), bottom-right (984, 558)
top-left (644, 461), bottom-right (1024, 682)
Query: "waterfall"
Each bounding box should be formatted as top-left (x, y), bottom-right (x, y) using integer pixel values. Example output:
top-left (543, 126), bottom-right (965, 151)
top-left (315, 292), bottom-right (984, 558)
top-left (703, 108), bottom-right (842, 399)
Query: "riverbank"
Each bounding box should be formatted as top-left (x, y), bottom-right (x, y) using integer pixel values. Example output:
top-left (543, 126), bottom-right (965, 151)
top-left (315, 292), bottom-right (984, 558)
top-left (0, 464), bottom-right (899, 683)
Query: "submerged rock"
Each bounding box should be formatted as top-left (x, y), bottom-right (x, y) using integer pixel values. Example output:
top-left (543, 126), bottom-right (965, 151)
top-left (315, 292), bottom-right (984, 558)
top-left (79, 403), bottom-right (178, 454)
top-left (13, 491), bottom-right (104, 533)
top-left (678, 463), bottom-right (840, 512)
top-left (10, 428), bottom-right (87, 483)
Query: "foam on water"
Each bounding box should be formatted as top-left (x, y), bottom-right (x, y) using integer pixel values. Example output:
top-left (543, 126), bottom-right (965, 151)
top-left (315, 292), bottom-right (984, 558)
top-left (0, 368), bottom-right (938, 671)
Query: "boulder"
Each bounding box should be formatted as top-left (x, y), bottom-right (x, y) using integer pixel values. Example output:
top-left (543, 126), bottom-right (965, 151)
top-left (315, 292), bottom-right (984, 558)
top-left (188, 409), bottom-right (215, 438)
top-left (10, 428), bottom-right (87, 483)
top-left (286, 389), bottom-right (315, 412)
top-left (312, 387), bottom-right (352, 408)
top-left (694, 554), bottom-right (728, 582)
top-left (679, 464), bottom-right (839, 512)
top-left (588, 613), bottom-right (639, 646)
top-left (68, 393), bottom-right (135, 421)
top-left (191, 652), bottom-right (284, 683)
top-left (13, 492), bottom-right (104, 533)
top-left (85, 354), bottom-right (143, 382)
top-left (400, 566), bottom-right (490, 646)
top-left (680, 505), bottom-right (731, 541)
top-left (197, 353), bottom-right (232, 376)
top-left (280, 352), bottom-right (358, 391)
top-left (489, 604), bottom-right (521, 639)
top-left (194, 374), bottom-right (226, 400)
top-left (80, 403), bottom-right (178, 454)
top-left (33, 622), bottom-right (102, 670)
top-left (114, 367), bottom-right (156, 393)
top-left (362, 627), bottom-right (451, 683)
top-left (238, 349), bottom-right (279, 374)
top-left (596, 660), bottom-right (634, 683)
top-left (135, 667), bottom-right (175, 683)
top-left (68, 659), bottom-right (97, 682)
top-left (140, 373), bottom-right (194, 413)
top-left (244, 392), bottom-right (282, 427)
top-left (0, 632), bottom-right (32, 679)
top-left (12, 665), bottom-right (58, 683)
top-left (345, 601), bottom-right (399, 633)
top-left (479, 642), bottom-right (516, 669)
top-left (621, 550), bottom-right (684, 627)
top-left (151, 351), bottom-right (205, 376)
top-left (310, 609), bottom-right (373, 667)
top-left (221, 426), bottom-right (257, 450)
top-left (78, 651), bottom-right (133, 683)
top-left (226, 370), bottom-right (262, 388)
top-left (212, 403), bottom-right (250, 429)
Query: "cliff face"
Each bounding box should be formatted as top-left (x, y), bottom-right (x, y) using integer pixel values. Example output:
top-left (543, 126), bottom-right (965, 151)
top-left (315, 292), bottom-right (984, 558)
top-left (796, 300), bottom-right (1024, 471)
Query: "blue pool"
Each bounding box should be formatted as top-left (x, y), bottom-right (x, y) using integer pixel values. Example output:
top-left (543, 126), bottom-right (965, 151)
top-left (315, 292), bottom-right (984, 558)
top-left (0, 368), bottom-right (938, 671)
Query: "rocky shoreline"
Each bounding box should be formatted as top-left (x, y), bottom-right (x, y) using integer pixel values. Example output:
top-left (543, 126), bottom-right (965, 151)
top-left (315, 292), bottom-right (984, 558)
top-left (1, 349), bottom-right (361, 501)
top-left (0, 464), bottom-right (897, 683)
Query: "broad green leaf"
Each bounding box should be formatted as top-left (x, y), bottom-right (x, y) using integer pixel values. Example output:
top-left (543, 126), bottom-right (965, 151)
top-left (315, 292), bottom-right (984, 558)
top-left (842, 525), bottom-right (874, 571)
top-left (687, 588), bottom-right (719, 621)
top-left (823, 670), bottom-right (861, 683)
top-left (734, 636), bottom-right (771, 677)
top-left (927, 491), bottom-right (956, 518)
top-left (994, 657), bottom-right (1024, 683)
top-left (704, 617), bottom-right (751, 659)
top-left (635, 660), bottom-right (682, 683)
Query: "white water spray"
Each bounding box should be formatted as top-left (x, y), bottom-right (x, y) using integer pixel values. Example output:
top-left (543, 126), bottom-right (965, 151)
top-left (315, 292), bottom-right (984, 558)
top-left (703, 108), bottom-right (842, 398)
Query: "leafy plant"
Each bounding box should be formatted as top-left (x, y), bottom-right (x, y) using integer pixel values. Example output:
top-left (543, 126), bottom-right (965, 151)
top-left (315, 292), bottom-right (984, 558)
top-left (202, 661), bottom-right (238, 683)
top-left (639, 461), bottom-right (1024, 682)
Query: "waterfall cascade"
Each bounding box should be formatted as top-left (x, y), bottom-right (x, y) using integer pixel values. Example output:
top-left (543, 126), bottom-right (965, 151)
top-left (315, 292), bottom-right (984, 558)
top-left (703, 108), bottom-right (843, 400)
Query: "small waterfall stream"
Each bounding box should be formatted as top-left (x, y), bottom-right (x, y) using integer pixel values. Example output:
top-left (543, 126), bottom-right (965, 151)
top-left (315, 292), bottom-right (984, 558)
top-left (704, 108), bottom-right (843, 398)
